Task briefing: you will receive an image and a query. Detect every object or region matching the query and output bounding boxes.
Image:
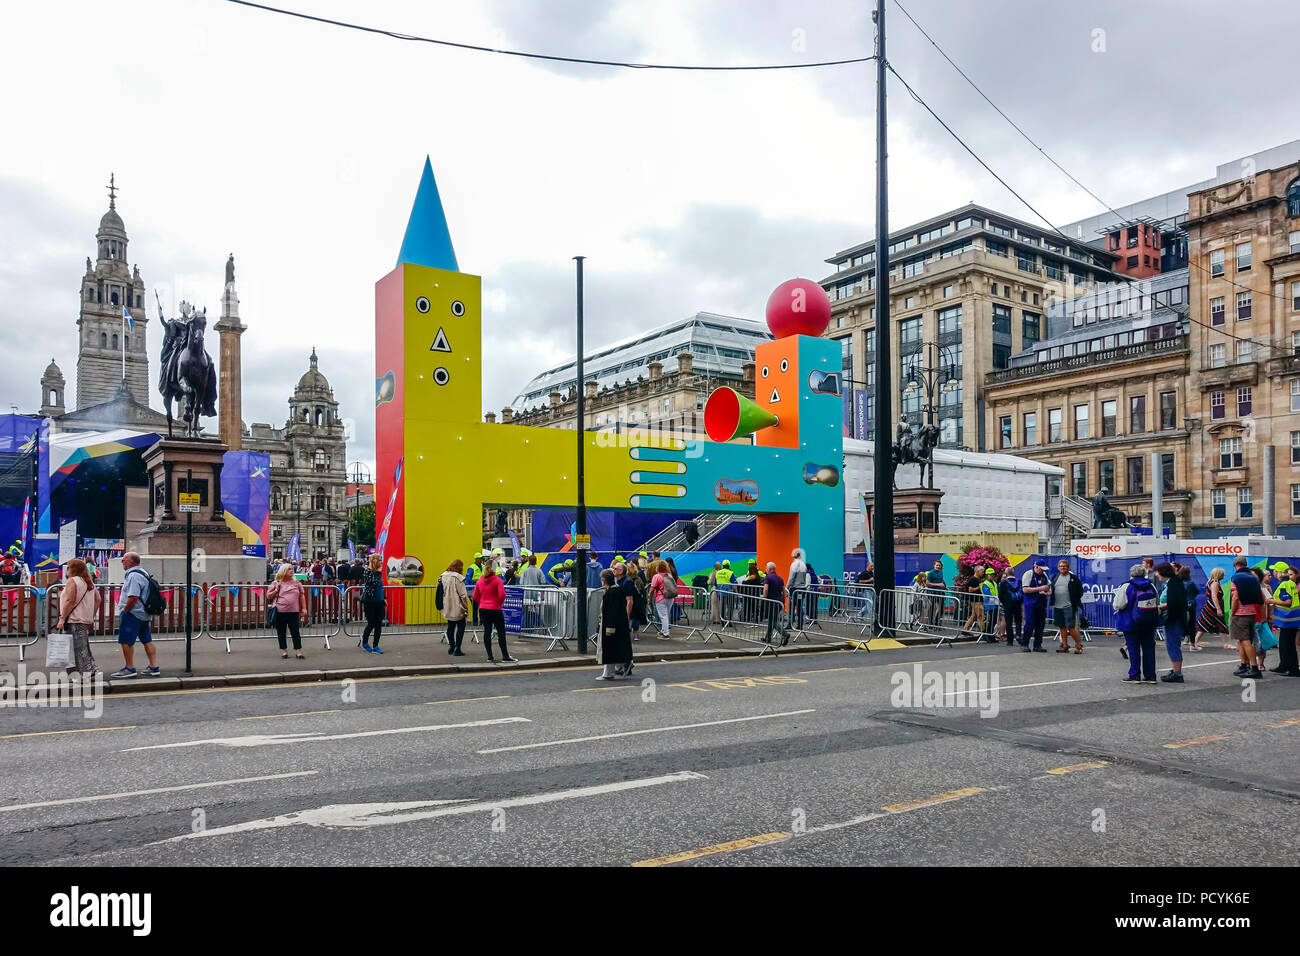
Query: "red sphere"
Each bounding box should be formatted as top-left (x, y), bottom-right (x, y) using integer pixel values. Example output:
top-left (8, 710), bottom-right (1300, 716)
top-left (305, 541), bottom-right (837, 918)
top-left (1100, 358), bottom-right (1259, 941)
top-left (765, 278), bottom-right (831, 338)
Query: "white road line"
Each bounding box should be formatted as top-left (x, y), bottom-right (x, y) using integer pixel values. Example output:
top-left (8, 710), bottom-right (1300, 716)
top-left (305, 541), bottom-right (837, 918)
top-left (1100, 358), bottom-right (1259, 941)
top-left (943, 677), bottom-right (1091, 697)
top-left (477, 709), bottom-right (815, 754)
top-left (1182, 659), bottom-right (1245, 669)
top-left (0, 771), bottom-right (320, 813)
top-left (122, 716), bottom-right (531, 752)
top-left (158, 770), bottom-right (708, 843)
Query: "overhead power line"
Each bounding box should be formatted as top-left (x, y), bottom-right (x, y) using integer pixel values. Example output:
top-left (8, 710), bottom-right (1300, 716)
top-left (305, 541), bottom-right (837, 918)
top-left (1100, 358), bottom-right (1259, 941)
top-left (225, 0), bottom-right (877, 71)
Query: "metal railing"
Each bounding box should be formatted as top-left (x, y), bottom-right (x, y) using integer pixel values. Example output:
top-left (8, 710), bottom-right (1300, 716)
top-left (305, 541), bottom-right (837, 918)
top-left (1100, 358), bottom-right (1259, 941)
top-left (518, 585), bottom-right (575, 652)
top-left (46, 583), bottom-right (205, 647)
top-left (874, 587), bottom-right (1002, 648)
top-left (707, 589), bottom-right (791, 658)
top-left (206, 583), bottom-right (343, 652)
top-left (0, 585), bottom-right (42, 661)
top-left (646, 584), bottom-right (705, 641)
top-left (789, 583), bottom-right (876, 649)
top-left (340, 584), bottom-right (447, 646)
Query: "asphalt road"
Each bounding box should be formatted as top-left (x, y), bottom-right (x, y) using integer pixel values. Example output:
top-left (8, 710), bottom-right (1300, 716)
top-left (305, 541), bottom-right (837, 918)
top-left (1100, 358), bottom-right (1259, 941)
top-left (3, 636), bottom-right (1298, 867)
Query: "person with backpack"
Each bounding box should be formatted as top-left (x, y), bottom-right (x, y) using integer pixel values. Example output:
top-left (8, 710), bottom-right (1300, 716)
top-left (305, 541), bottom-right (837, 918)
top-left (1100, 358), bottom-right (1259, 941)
top-left (0, 549), bottom-right (22, 586)
top-left (267, 563), bottom-right (308, 659)
top-left (1114, 563), bottom-right (1160, 684)
top-left (650, 560), bottom-right (677, 637)
top-left (439, 559), bottom-right (470, 656)
top-left (997, 567), bottom-right (1023, 646)
top-left (112, 551), bottom-right (161, 678)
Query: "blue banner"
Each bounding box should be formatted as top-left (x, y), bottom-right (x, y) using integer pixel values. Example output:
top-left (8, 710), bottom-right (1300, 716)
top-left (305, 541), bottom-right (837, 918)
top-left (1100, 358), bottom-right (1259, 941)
top-left (853, 389), bottom-right (869, 440)
top-left (503, 585), bottom-right (524, 634)
top-left (287, 532), bottom-right (301, 563)
top-left (221, 451), bottom-right (270, 558)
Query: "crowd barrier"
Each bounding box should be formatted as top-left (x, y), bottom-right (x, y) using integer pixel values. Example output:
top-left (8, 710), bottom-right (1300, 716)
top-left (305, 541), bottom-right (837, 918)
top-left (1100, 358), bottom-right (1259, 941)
top-left (0, 585), bottom-right (41, 661)
top-left (46, 583), bottom-right (205, 648)
top-left (708, 589), bottom-right (790, 658)
top-left (872, 587), bottom-right (1004, 648)
top-left (207, 583), bottom-right (343, 652)
top-left (789, 584), bottom-right (876, 650)
top-left (645, 584), bottom-right (705, 641)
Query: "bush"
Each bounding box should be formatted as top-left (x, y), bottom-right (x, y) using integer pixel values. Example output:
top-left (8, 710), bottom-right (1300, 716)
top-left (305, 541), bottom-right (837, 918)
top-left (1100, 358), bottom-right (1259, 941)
top-left (957, 544), bottom-right (1010, 577)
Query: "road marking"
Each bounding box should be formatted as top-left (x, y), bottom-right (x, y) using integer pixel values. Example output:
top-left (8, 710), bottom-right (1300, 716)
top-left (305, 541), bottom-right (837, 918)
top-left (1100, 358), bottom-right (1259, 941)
top-left (798, 667), bottom-right (849, 674)
top-left (236, 710), bottom-right (340, 721)
top-left (1163, 733), bottom-right (1232, 750)
top-left (669, 675), bottom-right (808, 692)
top-left (159, 771), bottom-right (708, 843)
top-left (1046, 761), bottom-right (1109, 775)
top-left (0, 725), bottom-right (135, 740)
top-left (478, 709), bottom-right (816, 754)
top-left (427, 695), bottom-right (510, 705)
top-left (0, 771), bottom-right (319, 813)
top-left (881, 786), bottom-right (985, 813)
top-left (1183, 659), bottom-right (1245, 669)
top-left (633, 832), bottom-right (791, 867)
top-left (1267, 717), bottom-right (1300, 728)
top-left (889, 655), bottom-right (997, 667)
top-left (572, 686), bottom-right (636, 693)
top-left (944, 677), bottom-right (1091, 697)
top-left (123, 716), bottom-right (531, 752)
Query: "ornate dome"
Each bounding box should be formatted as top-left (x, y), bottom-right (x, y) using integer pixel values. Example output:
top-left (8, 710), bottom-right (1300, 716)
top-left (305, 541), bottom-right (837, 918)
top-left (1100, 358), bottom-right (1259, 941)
top-left (98, 207), bottom-right (126, 237)
top-left (295, 348), bottom-right (331, 394)
top-left (42, 359), bottom-right (64, 383)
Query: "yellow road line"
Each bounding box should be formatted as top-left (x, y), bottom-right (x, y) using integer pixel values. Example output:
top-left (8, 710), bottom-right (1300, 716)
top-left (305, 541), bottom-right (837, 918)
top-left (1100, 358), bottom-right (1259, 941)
top-left (0, 725), bottom-right (135, 740)
top-left (632, 832), bottom-right (790, 867)
top-left (427, 695), bottom-right (510, 704)
top-left (1163, 733), bottom-right (1232, 750)
top-left (1046, 761), bottom-right (1108, 775)
top-left (1266, 717), bottom-right (1300, 728)
top-left (236, 710), bottom-right (341, 721)
top-left (882, 787), bottom-right (985, 813)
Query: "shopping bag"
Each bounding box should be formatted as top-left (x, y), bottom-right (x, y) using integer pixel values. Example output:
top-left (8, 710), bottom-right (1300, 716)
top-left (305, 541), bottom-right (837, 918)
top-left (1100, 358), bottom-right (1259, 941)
top-left (45, 632), bottom-right (73, 670)
top-left (1256, 622), bottom-right (1279, 651)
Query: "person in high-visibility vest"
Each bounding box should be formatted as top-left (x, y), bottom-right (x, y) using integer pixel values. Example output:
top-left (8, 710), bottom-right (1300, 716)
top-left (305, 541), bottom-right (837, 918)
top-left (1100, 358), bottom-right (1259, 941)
top-left (549, 558), bottom-right (574, 587)
top-left (979, 569), bottom-right (1000, 642)
top-left (1268, 563), bottom-right (1300, 676)
top-left (715, 559), bottom-right (735, 622)
top-left (465, 553), bottom-right (485, 626)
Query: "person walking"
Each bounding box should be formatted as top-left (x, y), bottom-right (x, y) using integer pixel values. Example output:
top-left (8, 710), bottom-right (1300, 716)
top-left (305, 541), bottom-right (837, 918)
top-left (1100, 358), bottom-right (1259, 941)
top-left (359, 552), bottom-right (387, 654)
top-left (997, 567), bottom-right (1023, 647)
top-left (440, 559), bottom-right (470, 656)
top-left (961, 567), bottom-right (988, 637)
top-left (614, 560), bottom-right (646, 640)
top-left (1180, 566), bottom-right (1204, 651)
top-left (267, 563), bottom-right (308, 659)
top-left (1050, 558), bottom-right (1085, 653)
top-left (473, 562), bottom-right (516, 663)
top-left (1020, 560), bottom-right (1051, 652)
top-left (762, 561), bottom-right (792, 646)
top-left (1228, 556), bottom-right (1263, 680)
top-left (1269, 564), bottom-right (1300, 676)
top-left (1252, 567), bottom-right (1275, 673)
top-left (597, 569), bottom-right (634, 680)
top-left (925, 559), bottom-right (946, 627)
top-left (1154, 562), bottom-right (1186, 683)
top-left (111, 552), bottom-right (160, 679)
top-left (1114, 564), bottom-right (1160, 684)
top-left (978, 568), bottom-right (1000, 643)
top-left (650, 560), bottom-right (675, 638)
top-left (788, 550), bottom-right (809, 630)
top-left (55, 558), bottom-right (101, 675)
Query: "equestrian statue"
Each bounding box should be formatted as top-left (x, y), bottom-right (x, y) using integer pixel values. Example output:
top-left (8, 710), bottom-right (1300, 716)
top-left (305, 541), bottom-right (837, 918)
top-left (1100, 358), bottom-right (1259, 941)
top-left (156, 291), bottom-right (218, 440)
top-left (890, 419), bottom-right (940, 489)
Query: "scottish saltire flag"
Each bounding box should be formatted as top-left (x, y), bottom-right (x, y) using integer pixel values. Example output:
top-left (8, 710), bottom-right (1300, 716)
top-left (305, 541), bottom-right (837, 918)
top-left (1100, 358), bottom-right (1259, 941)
top-left (347, 539), bottom-right (356, 561)
top-left (287, 532), bottom-right (301, 563)
top-left (122, 306), bottom-right (133, 329)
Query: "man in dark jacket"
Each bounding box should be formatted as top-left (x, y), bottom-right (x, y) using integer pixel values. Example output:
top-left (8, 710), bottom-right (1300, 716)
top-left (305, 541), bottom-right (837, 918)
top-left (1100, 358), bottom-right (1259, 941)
top-left (1050, 558), bottom-right (1085, 652)
top-left (1154, 562), bottom-right (1187, 683)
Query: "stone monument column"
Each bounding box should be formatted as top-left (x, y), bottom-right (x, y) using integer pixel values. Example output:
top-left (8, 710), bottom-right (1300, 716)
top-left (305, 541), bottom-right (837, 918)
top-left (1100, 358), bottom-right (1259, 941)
top-left (215, 254), bottom-right (245, 450)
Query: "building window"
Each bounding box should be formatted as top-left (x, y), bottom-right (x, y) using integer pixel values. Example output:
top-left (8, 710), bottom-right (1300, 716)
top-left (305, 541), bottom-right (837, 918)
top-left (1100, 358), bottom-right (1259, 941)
top-left (1210, 297), bottom-right (1225, 326)
top-left (1293, 330), bottom-right (1300, 356)
top-left (1048, 407), bottom-right (1062, 442)
top-left (999, 416), bottom-right (1012, 448)
top-left (992, 344), bottom-right (1011, 369)
top-left (111, 334), bottom-right (118, 350)
top-left (313, 526), bottom-right (327, 542)
top-left (271, 486), bottom-right (283, 511)
top-left (1023, 312), bottom-right (1041, 344)
top-left (992, 304), bottom-right (1011, 334)
top-left (271, 525), bottom-right (283, 541)
top-left (313, 486), bottom-right (327, 510)
top-left (1213, 489), bottom-right (1227, 519)
top-left (1211, 390), bottom-right (1225, 420)
top-left (1071, 462), bottom-right (1086, 498)
top-left (1023, 412), bottom-right (1037, 446)
top-left (1074, 404), bottom-right (1089, 440)
top-left (1099, 458), bottom-right (1115, 494)
top-left (1128, 396), bottom-right (1145, 433)
top-left (1161, 453), bottom-right (1175, 493)
top-left (1209, 344), bottom-right (1226, 368)
top-left (1236, 291), bottom-right (1252, 321)
top-left (1160, 390), bottom-right (1176, 430)
top-left (1102, 399), bottom-right (1117, 437)
top-left (1237, 386), bottom-right (1252, 416)
top-left (1219, 437), bottom-right (1243, 469)
top-left (1239, 486), bottom-right (1253, 519)
top-left (1291, 431), bottom-right (1300, 465)
top-left (938, 306), bottom-right (962, 335)
top-left (314, 449), bottom-right (329, 471)
top-left (939, 417), bottom-right (962, 446)
top-left (1126, 456), bottom-right (1144, 495)
top-left (1235, 339), bottom-right (1253, 364)
top-left (1292, 379), bottom-right (1300, 412)
top-left (1210, 249), bottom-right (1225, 276)
top-left (1293, 484), bottom-right (1300, 518)
top-left (1290, 180), bottom-right (1300, 217)
top-left (1236, 241), bottom-right (1251, 272)
top-left (943, 284), bottom-right (953, 298)
top-left (1292, 231), bottom-right (1300, 255)
top-left (900, 317), bottom-right (922, 345)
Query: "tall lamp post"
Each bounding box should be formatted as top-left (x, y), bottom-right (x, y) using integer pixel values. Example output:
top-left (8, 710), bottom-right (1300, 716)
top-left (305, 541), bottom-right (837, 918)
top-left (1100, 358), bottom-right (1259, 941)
top-left (347, 461), bottom-right (371, 552)
top-left (901, 342), bottom-right (961, 488)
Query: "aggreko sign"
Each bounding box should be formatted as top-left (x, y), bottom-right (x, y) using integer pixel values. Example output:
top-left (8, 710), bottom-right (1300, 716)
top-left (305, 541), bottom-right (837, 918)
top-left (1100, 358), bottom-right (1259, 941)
top-left (1182, 543), bottom-right (1244, 555)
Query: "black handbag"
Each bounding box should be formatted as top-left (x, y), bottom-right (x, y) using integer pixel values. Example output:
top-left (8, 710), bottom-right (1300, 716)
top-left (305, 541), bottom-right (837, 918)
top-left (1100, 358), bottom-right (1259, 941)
top-left (266, 606), bottom-right (277, 628)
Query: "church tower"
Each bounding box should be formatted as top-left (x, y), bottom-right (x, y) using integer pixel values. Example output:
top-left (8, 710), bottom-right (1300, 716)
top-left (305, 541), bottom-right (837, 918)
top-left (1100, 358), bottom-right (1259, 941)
top-left (215, 254), bottom-right (245, 449)
top-left (76, 175), bottom-right (150, 409)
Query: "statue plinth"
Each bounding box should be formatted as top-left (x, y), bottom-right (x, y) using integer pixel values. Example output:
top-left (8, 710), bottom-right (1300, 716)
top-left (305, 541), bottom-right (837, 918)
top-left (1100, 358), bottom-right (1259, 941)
top-left (131, 437), bottom-right (242, 556)
top-left (865, 487), bottom-right (944, 552)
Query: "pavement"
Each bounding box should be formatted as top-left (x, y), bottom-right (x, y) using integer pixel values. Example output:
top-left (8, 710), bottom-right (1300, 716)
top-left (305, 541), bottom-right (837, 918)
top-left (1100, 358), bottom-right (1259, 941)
top-left (2, 630), bottom-right (1297, 868)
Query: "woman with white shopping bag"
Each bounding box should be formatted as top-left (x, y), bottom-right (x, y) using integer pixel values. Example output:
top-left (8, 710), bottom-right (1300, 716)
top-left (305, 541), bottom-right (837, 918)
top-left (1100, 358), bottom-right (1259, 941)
top-left (55, 558), bottom-right (102, 675)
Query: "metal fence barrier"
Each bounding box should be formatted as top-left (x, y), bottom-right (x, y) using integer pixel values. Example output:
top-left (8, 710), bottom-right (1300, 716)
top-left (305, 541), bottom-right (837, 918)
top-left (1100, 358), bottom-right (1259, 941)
top-left (519, 586), bottom-right (575, 652)
top-left (340, 584), bottom-right (457, 648)
top-left (45, 583), bottom-right (206, 649)
top-left (1079, 593), bottom-right (1113, 641)
top-left (789, 584), bottom-right (876, 650)
top-left (873, 587), bottom-right (1002, 648)
top-left (205, 583), bottom-right (343, 652)
top-left (1, 585), bottom-right (42, 661)
top-left (645, 584), bottom-right (705, 641)
top-left (708, 589), bottom-right (791, 658)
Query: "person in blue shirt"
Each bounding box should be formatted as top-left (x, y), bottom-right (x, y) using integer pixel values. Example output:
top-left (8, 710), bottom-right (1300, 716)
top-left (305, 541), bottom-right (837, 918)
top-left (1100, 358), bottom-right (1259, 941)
top-left (1114, 564), bottom-right (1160, 683)
top-left (1020, 560), bottom-right (1051, 652)
top-left (111, 551), bottom-right (160, 679)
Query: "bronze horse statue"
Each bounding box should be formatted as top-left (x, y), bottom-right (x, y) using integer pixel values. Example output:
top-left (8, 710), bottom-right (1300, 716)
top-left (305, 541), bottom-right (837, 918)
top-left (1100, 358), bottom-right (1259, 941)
top-left (157, 295), bottom-right (218, 439)
top-left (891, 421), bottom-right (940, 489)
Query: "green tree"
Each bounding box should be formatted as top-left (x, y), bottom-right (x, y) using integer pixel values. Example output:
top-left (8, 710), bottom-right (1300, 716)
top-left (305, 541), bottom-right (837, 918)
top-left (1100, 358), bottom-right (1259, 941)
top-left (348, 503), bottom-right (376, 547)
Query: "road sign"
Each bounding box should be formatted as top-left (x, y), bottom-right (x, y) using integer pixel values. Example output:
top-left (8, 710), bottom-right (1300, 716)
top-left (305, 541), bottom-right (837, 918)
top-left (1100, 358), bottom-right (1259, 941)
top-left (178, 492), bottom-right (200, 514)
top-left (574, 534), bottom-right (591, 548)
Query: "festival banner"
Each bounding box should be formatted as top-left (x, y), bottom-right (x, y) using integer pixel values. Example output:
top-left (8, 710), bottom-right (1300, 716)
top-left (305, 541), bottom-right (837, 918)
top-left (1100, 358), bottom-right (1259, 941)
top-left (220, 451), bottom-right (271, 557)
top-left (375, 456), bottom-right (404, 560)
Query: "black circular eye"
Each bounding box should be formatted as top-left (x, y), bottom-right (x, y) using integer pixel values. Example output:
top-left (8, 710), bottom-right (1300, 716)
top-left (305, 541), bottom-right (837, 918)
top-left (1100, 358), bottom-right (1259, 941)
top-left (433, 367), bottom-right (449, 386)
top-left (415, 296), bottom-right (430, 313)
top-left (761, 366), bottom-right (769, 378)
top-left (451, 300), bottom-right (465, 317)
top-left (780, 359), bottom-right (789, 372)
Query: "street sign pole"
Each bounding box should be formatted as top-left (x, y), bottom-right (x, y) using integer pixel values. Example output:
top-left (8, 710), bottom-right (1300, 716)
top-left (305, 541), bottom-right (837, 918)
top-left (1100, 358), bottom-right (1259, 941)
top-left (574, 255), bottom-right (588, 654)
top-left (184, 468), bottom-right (193, 674)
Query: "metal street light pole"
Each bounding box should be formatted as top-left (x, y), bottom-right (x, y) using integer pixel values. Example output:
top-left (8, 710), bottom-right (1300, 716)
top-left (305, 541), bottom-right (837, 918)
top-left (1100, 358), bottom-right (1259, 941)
top-left (872, 0), bottom-right (894, 600)
top-left (574, 255), bottom-right (588, 655)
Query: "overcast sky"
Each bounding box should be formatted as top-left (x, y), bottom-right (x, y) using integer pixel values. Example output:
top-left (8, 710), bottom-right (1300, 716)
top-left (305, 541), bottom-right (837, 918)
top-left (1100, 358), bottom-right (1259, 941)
top-left (2, 0), bottom-right (1297, 474)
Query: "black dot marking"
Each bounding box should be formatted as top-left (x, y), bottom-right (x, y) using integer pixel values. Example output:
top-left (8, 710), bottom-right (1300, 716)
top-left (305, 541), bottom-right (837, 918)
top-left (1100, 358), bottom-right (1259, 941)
top-left (433, 367), bottom-right (450, 386)
top-left (761, 366), bottom-right (769, 378)
top-left (415, 296), bottom-right (430, 313)
top-left (451, 300), bottom-right (465, 317)
top-left (780, 358), bottom-right (789, 372)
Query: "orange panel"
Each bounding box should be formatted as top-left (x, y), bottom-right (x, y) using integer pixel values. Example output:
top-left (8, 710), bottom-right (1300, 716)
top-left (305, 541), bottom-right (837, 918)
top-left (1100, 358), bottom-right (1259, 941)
top-left (757, 511), bottom-right (800, 603)
top-left (753, 338), bottom-right (799, 451)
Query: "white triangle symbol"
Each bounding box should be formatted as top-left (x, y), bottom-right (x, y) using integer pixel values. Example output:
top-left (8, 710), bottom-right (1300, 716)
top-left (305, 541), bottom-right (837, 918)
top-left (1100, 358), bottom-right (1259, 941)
top-left (430, 327), bottom-right (451, 353)
top-left (769, 387), bottom-right (781, 403)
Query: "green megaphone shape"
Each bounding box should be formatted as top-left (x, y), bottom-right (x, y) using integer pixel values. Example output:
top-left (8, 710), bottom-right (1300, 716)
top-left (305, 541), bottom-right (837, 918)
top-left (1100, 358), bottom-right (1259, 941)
top-left (704, 387), bottom-right (778, 442)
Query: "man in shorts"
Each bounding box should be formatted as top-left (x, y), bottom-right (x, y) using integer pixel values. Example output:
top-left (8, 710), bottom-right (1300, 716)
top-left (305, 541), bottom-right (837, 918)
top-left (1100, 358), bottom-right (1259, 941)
top-left (1050, 558), bottom-right (1085, 653)
top-left (112, 551), bottom-right (159, 678)
top-left (1229, 555), bottom-right (1263, 680)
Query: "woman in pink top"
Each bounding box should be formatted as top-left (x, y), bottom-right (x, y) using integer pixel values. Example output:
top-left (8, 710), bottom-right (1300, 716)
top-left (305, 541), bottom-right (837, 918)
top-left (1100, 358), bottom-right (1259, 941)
top-left (472, 564), bottom-right (516, 663)
top-left (650, 561), bottom-right (672, 637)
top-left (56, 558), bottom-right (102, 674)
top-left (267, 563), bottom-right (308, 659)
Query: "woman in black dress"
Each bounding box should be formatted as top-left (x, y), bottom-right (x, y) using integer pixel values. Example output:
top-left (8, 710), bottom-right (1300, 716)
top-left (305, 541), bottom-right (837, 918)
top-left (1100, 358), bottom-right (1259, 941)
top-left (597, 569), bottom-right (633, 680)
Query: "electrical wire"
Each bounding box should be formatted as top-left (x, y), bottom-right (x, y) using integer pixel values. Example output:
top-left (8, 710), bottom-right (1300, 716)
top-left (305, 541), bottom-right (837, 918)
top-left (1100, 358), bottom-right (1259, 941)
top-left (225, 0), bottom-right (877, 71)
